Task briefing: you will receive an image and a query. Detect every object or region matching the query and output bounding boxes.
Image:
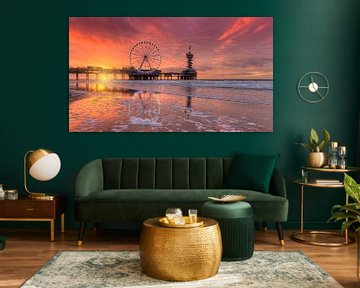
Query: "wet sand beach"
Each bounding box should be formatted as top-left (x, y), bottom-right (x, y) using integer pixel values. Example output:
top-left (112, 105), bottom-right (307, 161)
top-left (69, 79), bottom-right (273, 132)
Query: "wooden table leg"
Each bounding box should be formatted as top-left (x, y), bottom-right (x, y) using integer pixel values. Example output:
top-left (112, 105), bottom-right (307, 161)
top-left (50, 219), bottom-right (55, 242)
top-left (61, 213), bottom-right (65, 234)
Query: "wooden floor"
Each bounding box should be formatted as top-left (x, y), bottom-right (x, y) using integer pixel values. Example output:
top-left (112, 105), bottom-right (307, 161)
top-left (0, 228), bottom-right (358, 288)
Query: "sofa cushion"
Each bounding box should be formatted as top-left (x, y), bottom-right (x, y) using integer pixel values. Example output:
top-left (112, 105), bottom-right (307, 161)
top-left (75, 188), bottom-right (288, 222)
top-left (75, 189), bottom-right (288, 222)
top-left (223, 153), bottom-right (280, 193)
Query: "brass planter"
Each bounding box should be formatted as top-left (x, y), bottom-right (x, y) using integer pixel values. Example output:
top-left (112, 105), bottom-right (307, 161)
top-left (308, 152), bottom-right (328, 168)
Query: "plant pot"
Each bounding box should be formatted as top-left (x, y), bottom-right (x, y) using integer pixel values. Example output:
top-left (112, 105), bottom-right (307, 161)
top-left (307, 152), bottom-right (328, 168)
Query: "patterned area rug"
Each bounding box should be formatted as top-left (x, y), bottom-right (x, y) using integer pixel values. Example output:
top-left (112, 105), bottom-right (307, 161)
top-left (21, 251), bottom-right (342, 288)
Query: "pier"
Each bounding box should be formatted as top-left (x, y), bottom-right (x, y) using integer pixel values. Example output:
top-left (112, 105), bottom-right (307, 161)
top-left (69, 67), bottom-right (196, 81)
top-left (69, 44), bottom-right (197, 81)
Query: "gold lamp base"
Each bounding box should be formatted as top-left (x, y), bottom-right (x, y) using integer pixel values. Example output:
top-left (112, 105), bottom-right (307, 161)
top-left (28, 192), bottom-right (55, 200)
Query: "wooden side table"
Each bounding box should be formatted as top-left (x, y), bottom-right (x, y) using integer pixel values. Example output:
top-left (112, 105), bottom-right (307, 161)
top-left (0, 195), bottom-right (66, 241)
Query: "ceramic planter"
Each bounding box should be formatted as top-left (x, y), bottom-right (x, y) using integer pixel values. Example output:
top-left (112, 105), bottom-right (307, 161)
top-left (308, 152), bottom-right (328, 168)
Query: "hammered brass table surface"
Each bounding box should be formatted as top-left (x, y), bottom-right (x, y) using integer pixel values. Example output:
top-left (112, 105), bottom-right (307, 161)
top-left (139, 217), bottom-right (222, 281)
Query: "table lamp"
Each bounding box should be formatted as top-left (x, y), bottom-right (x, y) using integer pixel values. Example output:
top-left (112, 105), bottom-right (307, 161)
top-left (24, 148), bottom-right (61, 199)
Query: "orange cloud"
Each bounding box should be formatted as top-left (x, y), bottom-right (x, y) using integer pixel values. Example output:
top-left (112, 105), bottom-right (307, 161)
top-left (69, 17), bottom-right (273, 79)
top-left (218, 18), bottom-right (256, 41)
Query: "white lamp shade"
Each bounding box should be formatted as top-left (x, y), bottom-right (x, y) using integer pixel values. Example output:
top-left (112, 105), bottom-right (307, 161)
top-left (29, 153), bottom-right (61, 181)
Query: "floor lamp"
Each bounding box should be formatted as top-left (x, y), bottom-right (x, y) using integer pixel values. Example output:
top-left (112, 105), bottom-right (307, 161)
top-left (24, 149), bottom-right (61, 200)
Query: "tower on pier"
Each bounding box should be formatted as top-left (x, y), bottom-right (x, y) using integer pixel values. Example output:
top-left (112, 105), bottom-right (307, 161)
top-left (181, 46), bottom-right (197, 80)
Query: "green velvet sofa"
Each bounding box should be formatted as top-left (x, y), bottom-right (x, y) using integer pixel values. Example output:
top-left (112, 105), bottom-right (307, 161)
top-left (74, 157), bottom-right (288, 245)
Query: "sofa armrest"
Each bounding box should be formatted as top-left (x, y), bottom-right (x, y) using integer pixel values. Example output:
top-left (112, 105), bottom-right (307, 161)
top-left (75, 159), bottom-right (104, 199)
top-left (269, 168), bottom-right (287, 198)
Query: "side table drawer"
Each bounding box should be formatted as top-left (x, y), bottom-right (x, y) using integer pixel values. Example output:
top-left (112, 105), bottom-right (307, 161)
top-left (1, 201), bottom-right (55, 218)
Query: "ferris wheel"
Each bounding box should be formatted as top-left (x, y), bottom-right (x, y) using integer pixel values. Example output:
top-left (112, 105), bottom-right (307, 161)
top-left (130, 41), bottom-right (161, 72)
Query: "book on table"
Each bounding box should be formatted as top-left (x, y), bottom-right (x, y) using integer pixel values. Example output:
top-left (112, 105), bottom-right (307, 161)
top-left (314, 179), bottom-right (341, 185)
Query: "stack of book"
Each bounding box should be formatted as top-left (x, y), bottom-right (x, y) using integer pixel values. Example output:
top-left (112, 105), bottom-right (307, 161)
top-left (314, 179), bottom-right (341, 185)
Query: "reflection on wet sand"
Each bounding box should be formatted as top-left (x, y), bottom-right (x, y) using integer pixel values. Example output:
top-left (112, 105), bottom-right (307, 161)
top-left (69, 80), bottom-right (272, 132)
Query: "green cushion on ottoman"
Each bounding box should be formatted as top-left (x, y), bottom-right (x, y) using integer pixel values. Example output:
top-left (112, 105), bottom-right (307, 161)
top-left (0, 236), bottom-right (6, 250)
top-left (201, 201), bottom-right (254, 261)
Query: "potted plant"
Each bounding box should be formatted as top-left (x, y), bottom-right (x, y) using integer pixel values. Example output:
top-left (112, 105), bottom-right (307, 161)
top-left (329, 173), bottom-right (360, 279)
top-left (297, 128), bottom-right (330, 167)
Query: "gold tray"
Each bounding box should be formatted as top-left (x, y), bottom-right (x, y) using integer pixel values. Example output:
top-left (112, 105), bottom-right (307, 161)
top-left (159, 216), bottom-right (204, 228)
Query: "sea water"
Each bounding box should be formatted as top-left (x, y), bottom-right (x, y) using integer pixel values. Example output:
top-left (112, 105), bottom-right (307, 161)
top-left (69, 79), bottom-right (273, 132)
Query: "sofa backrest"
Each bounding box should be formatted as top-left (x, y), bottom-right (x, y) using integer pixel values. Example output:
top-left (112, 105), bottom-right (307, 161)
top-left (102, 158), bottom-right (233, 189)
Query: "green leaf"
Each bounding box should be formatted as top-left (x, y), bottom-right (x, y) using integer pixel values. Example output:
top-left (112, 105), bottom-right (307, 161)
top-left (323, 129), bottom-right (330, 144)
top-left (329, 212), bottom-right (357, 221)
top-left (344, 173), bottom-right (360, 204)
top-left (296, 142), bottom-right (312, 152)
top-left (341, 220), bottom-right (358, 234)
top-left (310, 128), bottom-right (319, 144)
top-left (297, 128), bottom-right (331, 153)
top-left (317, 140), bottom-right (325, 152)
top-left (309, 137), bottom-right (317, 152)
top-left (331, 203), bottom-right (360, 215)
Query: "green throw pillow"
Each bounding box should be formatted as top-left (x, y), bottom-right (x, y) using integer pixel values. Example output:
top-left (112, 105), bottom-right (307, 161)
top-left (223, 153), bottom-right (280, 193)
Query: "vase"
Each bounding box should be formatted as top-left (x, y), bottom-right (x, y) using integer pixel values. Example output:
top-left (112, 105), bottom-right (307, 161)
top-left (308, 152), bottom-right (328, 168)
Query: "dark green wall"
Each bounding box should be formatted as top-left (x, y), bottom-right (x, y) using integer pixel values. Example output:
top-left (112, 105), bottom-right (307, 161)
top-left (0, 0), bottom-right (359, 230)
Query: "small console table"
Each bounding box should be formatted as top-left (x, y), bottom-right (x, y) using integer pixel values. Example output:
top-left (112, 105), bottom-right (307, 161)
top-left (0, 195), bottom-right (66, 241)
top-left (291, 166), bottom-right (359, 246)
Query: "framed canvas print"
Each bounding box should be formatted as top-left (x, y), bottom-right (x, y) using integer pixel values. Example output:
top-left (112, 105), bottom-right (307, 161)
top-left (69, 17), bottom-right (273, 132)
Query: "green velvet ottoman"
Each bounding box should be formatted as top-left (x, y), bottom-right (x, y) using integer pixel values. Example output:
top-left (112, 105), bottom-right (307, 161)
top-left (201, 201), bottom-right (254, 261)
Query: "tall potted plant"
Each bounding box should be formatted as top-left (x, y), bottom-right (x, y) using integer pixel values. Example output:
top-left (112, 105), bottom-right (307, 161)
top-left (329, 173), bottom-right (360, 279)
top-left (297, 128), bottom-right (330, 167)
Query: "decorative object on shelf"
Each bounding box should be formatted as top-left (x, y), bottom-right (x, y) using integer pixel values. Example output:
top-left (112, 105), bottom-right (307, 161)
top-left (328, 142), bottom-right (338, 169)
top-left (308, 152), bottom-right (328, 168)
top-left (208, 194), bottom-right (246, 203)
top-left (329, 173), bottom-right (360, 280)
top-left (338, 146), bottom-right (347, 169)
top-left (297, 71), bottom-right (329, 103)
top-left (315, 179), bottom-right (340, 185)
top-left (0, 184), bottom-right (4, 199)
top-left (296, 128), bottom-right (330, 168)
top-left (300, 169), bottom-right (309, 183)
top-left (24, 148), bottom-right (61, 199)
top-left (4, 189), bottom-right (18, 200)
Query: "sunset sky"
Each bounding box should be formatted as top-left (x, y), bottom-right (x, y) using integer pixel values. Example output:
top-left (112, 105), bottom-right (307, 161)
top-left (69, 17), bottom-right (273, 79)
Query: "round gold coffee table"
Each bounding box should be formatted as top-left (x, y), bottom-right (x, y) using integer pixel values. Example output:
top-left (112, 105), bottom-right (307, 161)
top-left (139, 217), bottom-right (222, 281)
